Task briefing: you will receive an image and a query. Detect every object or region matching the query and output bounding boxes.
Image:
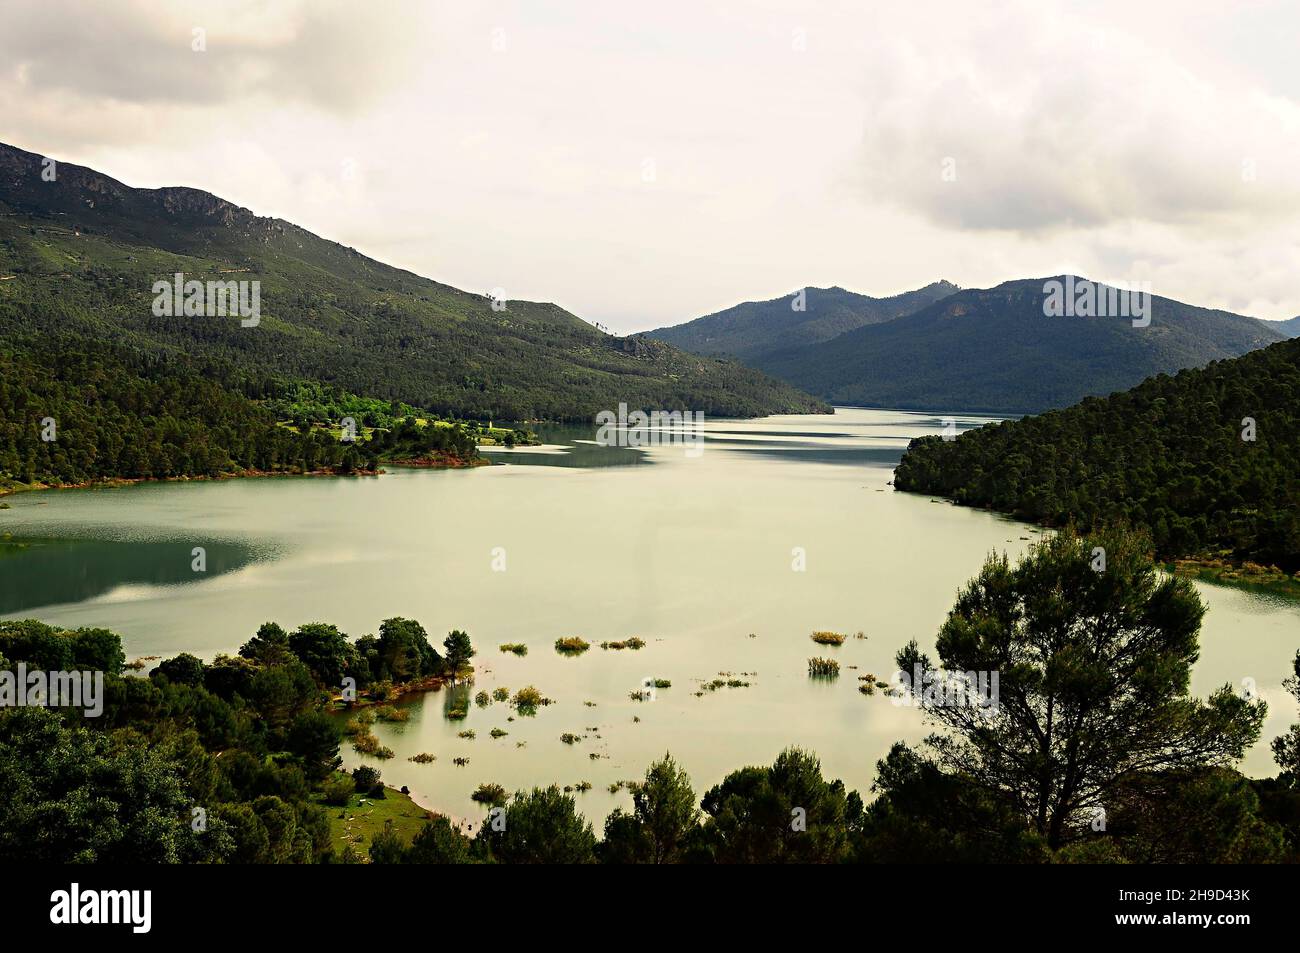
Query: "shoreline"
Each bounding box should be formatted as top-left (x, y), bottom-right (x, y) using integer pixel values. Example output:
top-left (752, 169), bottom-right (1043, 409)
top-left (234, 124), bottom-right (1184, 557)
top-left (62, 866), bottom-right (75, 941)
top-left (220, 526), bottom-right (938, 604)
top-left (894, 489), bottom-right (1300, 603)
top-left (0, 454), bottom-right (487, 500)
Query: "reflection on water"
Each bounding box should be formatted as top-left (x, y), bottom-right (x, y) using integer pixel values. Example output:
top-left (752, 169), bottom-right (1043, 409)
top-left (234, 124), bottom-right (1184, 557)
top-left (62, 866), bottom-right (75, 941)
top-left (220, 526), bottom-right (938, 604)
top-left (0, 536), bottom-right (262, 615)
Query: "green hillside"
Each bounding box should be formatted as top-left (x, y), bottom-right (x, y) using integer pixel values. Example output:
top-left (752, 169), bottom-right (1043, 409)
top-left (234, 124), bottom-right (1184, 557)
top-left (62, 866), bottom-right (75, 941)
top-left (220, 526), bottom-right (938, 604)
top-left (0, 141), bottom-right (827, 422)
top-left (893, 336), bottom-right (1300, 573)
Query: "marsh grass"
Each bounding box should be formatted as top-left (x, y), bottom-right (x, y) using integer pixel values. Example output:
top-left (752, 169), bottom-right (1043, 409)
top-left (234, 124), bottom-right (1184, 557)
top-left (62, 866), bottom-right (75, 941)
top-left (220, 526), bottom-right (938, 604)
top-left (811, 631), bottom-right (847, 645)
top-left (374, 705), bottom-right (410, 722)
top-left (808, 657), bottom-right (840, 677)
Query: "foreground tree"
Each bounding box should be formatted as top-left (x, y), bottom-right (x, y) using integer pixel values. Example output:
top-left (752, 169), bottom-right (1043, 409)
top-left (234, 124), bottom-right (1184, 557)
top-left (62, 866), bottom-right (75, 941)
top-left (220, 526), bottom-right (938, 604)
top-left (853, 742), bottom-right (1048, 863)
top-left (405, 816), bottom-right (474, 863)
top-left (896, 526), bottom-right (1267, 849)
top-left (475, 786), bottom-right (597, 863)
top-left (600, 754), bottom-right (699, 863)
top-left (694, 748), bottom-right (856, 863)
top-left (442, 629), bottom-right (475, 680)
top-left (285, 711), bottom-right (342, 783)
top-left (288, 623), bottom-right (356, 688)
top-left (376, 617), bottom-right (441, 682)
top-left (1271, 650), bottom-right (1300, 780)
top-left (0, 708), bottom-right (229, 863)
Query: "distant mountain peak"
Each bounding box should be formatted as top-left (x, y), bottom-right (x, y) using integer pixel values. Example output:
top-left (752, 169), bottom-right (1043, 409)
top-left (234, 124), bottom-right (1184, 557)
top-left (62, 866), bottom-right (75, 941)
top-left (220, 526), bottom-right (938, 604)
top-left (646, 280), bottom-right (959, 361)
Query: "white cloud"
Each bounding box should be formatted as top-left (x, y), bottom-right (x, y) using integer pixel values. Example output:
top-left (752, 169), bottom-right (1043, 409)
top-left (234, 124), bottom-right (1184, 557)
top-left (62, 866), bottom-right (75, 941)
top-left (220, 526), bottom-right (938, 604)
top-left (1, 0), bottom-right (1298, 330)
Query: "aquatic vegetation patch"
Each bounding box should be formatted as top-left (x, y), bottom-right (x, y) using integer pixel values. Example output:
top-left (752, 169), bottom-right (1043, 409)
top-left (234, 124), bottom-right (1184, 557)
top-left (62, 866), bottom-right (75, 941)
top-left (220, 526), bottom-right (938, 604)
top-left (408, 752), bottom-right (436, 763)
top-left (511, 685), bottom-right (553, 712)
top-left (374, 705), bottom-right (410, 722)
top-left (811, 631), bottom-right (847, 645)
top-left (499, 643), bottom-right (528, 656)
top-left (808, 657), bottom-right (840, 677)
top-left (554, 636), bottom-right (590, 655)
top-left (599, 637), bottom-right (646, 650)
top-left (471, 782), bottom-right (507, 806)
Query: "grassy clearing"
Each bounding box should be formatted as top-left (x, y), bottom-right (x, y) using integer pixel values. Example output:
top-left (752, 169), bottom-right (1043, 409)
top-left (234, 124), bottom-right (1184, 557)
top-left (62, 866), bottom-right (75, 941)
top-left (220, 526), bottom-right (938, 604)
top-left (317, 780), bottom-right (432, 861)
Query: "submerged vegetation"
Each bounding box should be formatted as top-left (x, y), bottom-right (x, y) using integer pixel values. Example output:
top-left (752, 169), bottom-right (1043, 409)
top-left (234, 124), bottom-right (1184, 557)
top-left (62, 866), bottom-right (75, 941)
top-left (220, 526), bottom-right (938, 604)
top-left (600, 638), bottom-right (646, 650)
top-left (808, 657), bottom-right (840, 678)
top-left (810, 631), bottom-right (846, 646)
top-left (471, 783), bottom-right (508, 807)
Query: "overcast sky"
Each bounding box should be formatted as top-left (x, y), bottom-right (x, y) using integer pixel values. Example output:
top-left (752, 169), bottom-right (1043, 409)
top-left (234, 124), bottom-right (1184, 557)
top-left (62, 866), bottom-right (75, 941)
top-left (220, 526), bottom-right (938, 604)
top-left (3, 0), bottom-right (1298, 333)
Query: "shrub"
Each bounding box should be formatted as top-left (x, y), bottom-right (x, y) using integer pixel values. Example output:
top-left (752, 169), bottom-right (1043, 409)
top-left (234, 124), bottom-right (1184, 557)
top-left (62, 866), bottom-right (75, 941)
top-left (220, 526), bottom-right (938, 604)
top-left (472, 782), bottom-right (508, 806)
top-left (323, 775), bottom-right (354, 806)
top-left (499, 643), bottom-right (528, 656)
top-left (811, 631), bottom-right (846, 645)
top-left (512, 685), bottom-right (549, 710)
top-left (351, 765), bottom-right (382, 792)
top-left (374, 705), bottom-right (410, 722)
top-left (600, 637), bottom-right (646, 650)
top-left (554, 637), bottom-right (590, 655)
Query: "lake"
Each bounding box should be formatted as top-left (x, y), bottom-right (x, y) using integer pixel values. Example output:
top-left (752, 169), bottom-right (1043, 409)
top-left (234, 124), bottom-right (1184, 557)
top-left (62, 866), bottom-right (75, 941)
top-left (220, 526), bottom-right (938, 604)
top-left (1, 407), bottom-right (1296, 827)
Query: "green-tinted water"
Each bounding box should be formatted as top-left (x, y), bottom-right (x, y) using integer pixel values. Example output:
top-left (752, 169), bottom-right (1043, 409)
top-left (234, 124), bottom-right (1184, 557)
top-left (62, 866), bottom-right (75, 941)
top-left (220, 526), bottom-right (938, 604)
top-left (1, 408), bottom-right (1295, 826)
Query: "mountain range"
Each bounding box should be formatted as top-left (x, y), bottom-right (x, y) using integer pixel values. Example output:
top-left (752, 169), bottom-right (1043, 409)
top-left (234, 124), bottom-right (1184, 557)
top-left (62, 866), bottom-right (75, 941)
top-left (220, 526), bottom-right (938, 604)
top-left (0, 141), bottom-right (826, 421)
top-left (648, 278), bottom-right (1290, 414)
top-left (647, 281), bottom-right (959, 362)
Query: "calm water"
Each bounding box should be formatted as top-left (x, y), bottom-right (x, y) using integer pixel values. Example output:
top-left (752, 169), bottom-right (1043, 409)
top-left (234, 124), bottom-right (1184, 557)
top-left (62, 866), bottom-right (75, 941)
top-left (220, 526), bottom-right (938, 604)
top-left (1, 408), bottom-right (1296, 826)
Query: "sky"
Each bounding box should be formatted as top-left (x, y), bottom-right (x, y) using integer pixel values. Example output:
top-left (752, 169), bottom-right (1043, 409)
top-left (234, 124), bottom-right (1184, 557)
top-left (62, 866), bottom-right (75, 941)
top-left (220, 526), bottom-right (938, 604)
top-left (3, 0), bottom-right (1299, 334)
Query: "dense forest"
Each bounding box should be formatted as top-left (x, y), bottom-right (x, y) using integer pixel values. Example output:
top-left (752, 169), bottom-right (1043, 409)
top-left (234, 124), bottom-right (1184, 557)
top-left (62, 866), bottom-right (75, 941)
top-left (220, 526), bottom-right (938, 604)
top-left (3, 528), bottom-right (1298, 864)
top-left (0, 333), bottom-right (499, 491)
top-left (0, 141), bottom-right (828, 422)
top-left (894, 337), bottom-right (1300, 572)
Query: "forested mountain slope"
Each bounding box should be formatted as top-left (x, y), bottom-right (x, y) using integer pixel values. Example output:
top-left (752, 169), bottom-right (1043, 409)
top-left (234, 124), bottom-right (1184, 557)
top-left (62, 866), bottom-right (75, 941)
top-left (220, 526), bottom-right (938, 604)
top-left (894, 336), bottom-right (1300, 572)
top-left (760, 277), bottom-right (1287, 413)
top-left (0, 141), bottom-right (826, 421)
